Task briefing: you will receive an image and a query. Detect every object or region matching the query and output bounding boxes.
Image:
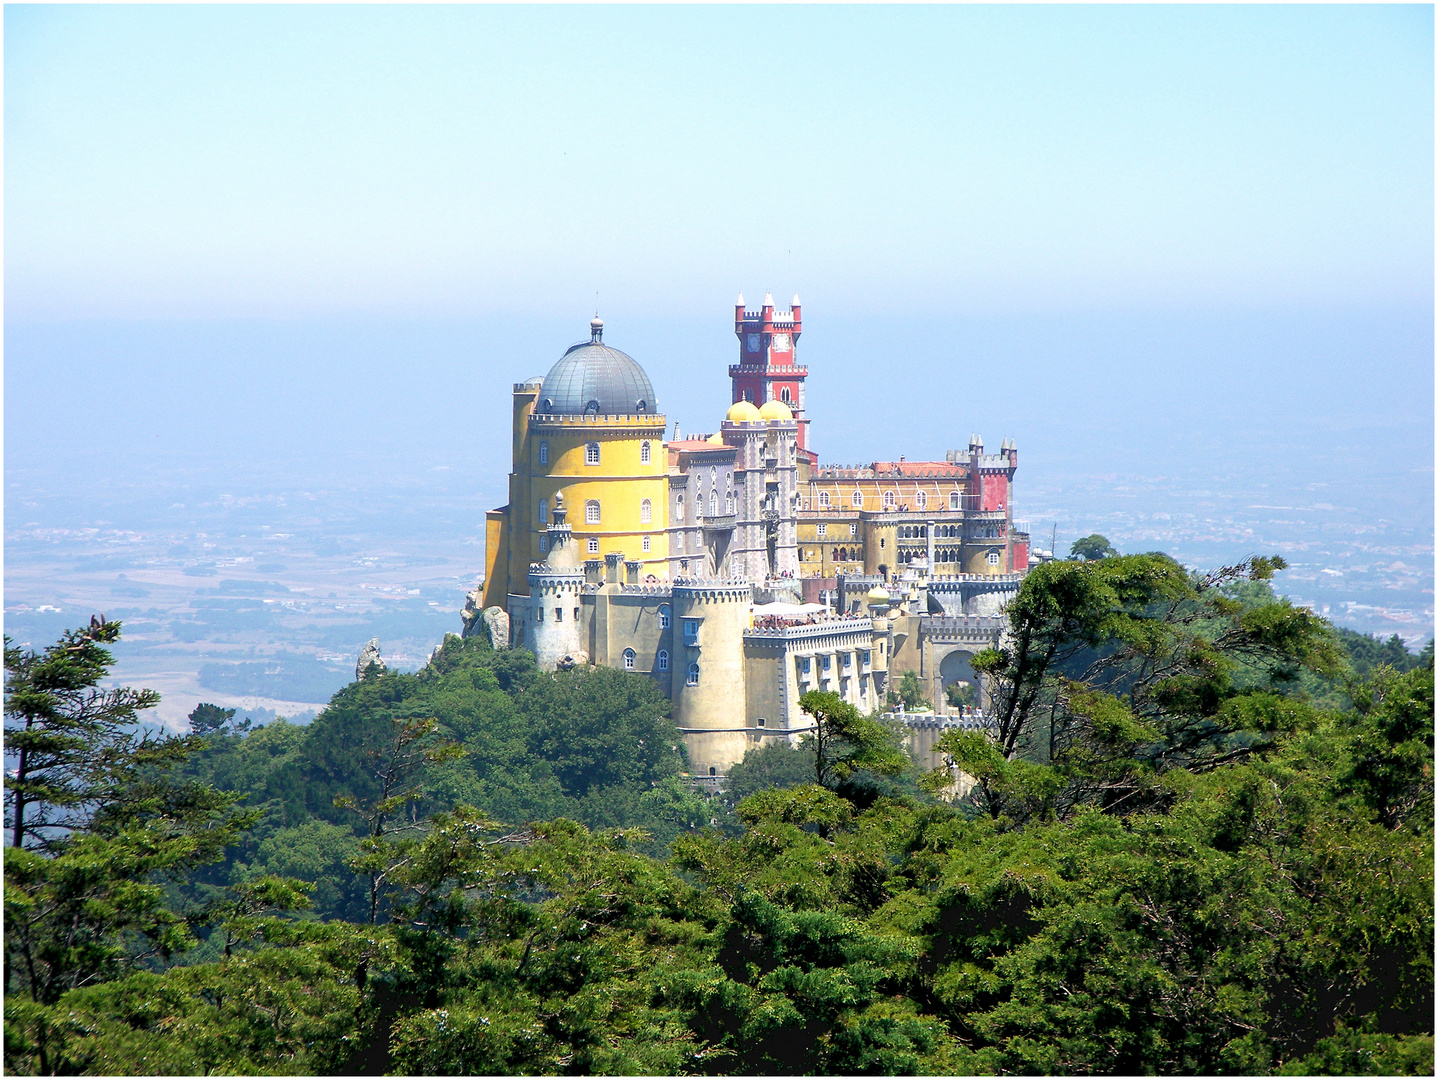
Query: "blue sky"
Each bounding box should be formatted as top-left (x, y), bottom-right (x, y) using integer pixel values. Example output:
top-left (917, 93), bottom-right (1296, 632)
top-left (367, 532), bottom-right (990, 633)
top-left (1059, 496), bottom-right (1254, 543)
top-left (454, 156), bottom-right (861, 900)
top-left (7, 4), bottom-right (1432, 322)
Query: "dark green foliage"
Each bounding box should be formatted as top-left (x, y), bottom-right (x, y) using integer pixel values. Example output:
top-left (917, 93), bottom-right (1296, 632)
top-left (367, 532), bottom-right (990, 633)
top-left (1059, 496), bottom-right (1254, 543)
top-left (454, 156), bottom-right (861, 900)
top-left (1334, 627), bottom-right (1432, 680)
top-left (723, 740), bottom-right (816, 806)
top-left (7, 600), bottom-right (1431, 1077)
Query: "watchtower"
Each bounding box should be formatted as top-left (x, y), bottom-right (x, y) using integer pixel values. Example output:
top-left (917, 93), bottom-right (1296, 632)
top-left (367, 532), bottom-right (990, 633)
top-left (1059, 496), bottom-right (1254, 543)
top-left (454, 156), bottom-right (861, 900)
top-left (732, 292), bottom-right (813, 463)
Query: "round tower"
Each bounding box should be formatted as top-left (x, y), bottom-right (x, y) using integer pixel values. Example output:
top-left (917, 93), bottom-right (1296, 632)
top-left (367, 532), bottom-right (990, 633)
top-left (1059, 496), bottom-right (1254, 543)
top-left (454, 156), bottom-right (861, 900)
top-left (669, 579), bottom-right (754, 775)
top-left (525, 494), bottom-right (587, 669)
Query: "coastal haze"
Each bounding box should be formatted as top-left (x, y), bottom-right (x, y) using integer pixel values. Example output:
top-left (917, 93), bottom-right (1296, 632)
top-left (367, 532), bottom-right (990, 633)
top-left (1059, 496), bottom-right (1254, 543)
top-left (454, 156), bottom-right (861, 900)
top-left (5, 6), bottom-right (1432, 729)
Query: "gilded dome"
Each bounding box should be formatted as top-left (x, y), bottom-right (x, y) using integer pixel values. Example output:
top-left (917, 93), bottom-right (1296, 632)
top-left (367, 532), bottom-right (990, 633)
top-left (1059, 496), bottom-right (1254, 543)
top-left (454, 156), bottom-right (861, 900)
top-left (758, 399), bottom-right (794, 421)
top-left (706, 431), bottom-right (725, 445)
top-left (725, 399), bottom-right (762, 423)
top-left (866, 584), bottom-right (891, 605)
top-left (536, 319), bottom-right (657, 416)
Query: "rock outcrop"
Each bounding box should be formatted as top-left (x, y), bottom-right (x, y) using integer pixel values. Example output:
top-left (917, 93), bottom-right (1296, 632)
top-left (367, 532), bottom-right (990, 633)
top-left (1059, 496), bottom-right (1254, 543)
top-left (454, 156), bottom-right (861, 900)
top-left (355, 637), bottom-right (386, 680)
top-left (481, 607), bottom-right (511, 651)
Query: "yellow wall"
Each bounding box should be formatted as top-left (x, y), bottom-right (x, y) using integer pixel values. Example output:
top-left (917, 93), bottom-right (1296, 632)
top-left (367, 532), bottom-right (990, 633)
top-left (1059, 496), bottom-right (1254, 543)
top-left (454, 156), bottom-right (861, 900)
top-left (518, 416), bottom-right (670, 581)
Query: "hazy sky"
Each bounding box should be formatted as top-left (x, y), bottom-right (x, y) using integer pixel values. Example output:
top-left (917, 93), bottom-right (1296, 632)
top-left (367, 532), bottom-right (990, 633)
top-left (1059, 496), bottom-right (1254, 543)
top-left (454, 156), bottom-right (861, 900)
top-left (7, 4), bottom-right (1433, 323)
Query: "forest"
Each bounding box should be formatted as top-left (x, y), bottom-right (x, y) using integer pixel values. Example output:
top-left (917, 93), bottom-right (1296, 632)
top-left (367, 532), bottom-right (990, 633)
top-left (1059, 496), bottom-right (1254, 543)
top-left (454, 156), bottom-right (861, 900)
top-left (4, 551), bottom-right (1432, 1076)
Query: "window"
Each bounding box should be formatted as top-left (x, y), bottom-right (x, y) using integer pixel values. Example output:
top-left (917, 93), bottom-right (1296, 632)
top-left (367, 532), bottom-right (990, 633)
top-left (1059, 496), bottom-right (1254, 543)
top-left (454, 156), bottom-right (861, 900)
top-left (538, 498), bottom-right (548, 524)
top-left (623, 648), bottom-right (636, 670)
top-left (585, 499), bottom-right (601, 524)
top-left (880, 538), bottom-right (886, 549)
top-left (988, 551), bottom-right (1001, 566)
top-left (555, 607), bottom-right (563, 622)
top-left (538, 441), bottom-right (549, 465)
top-left (800, 657), bottom-right (811, 673)
top-left (658, 604), bottom-right (671, 629)
top-left (642, 535), bottom-right (651, 552)
top-left (726, 494), bottom-right (734, 514)
top-left (709, 493), bottom-right (717, 516)
top-left (883, 491), bottom-right (896, 510)
top-left (821, 655), bottom-right (831, 671)
top-left (574, 607), bottom-right (580, 622)
top-left (817, 523), bottom-right (827, 538)
top-left (676, 494), bottom-right (685, 522)
top-left (850, 524), bottom-right (857, 537)
top-left (587, 537), bottom-right (600, 554)
top-left (640, 498), bottom-right (652, 523)
top-left (640, 440), bottom-right (651, 464)
top-left (683, 619), bottom-right (700, 645)
top-left (536, 606), bottom-right (543, 622)
top-left (585, 442), bottom-right (600, 465)
top-left (842, 652), bottom-right (851, 668)
top-left (818, 491), bottom-right (831, 509)
top-left (915, 490), bottom-right (928, 510)
top-left (852, 490), bottom-right (863, 508)
top-left (756, 717), bottom-right (766, 727)
top-left (657, 649), bottom-right (669, 671)
top-left (949, 491), bottom-right (961, 510)
top-left (687, 663), bottom-right (700, 686)
top-left (680, 558), bottom-right (689, 571)
top-left (708, 766), bottom-right (716, 776)
top-left (781, 387), bottom-right (791, 403)
top-left (538, 536), bottom-right (548, 554)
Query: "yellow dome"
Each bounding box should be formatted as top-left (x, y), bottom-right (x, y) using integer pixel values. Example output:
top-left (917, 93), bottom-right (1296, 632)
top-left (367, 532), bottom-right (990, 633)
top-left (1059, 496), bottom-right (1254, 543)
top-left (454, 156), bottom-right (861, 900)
top-left (758, 399), bottom-right (794, 421)
top-left (866, 584), bottom-right (891, 605)
top-left (726, 400), bottom-right (762, 423)
top-left (706, 431), bottom-right (724, 445)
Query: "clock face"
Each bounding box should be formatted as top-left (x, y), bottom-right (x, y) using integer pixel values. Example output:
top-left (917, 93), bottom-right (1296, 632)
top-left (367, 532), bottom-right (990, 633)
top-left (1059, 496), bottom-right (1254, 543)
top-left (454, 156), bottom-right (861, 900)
top-left (771, 333), bottom-right (791, 353)
top-left (746, 333), bottom-right (760, 353)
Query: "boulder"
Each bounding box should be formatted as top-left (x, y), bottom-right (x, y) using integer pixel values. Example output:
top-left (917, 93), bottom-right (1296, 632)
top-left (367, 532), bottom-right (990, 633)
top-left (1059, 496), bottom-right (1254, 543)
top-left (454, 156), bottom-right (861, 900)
top-left (482, 606), bottom-right (511, 651)
top-left (355, 637), bottom-right (386, 680)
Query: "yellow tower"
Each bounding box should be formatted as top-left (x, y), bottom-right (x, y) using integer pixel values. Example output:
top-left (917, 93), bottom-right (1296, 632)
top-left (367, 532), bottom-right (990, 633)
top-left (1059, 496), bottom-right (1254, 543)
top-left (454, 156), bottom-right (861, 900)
top-left (484, 318), bottom-right (669, 608)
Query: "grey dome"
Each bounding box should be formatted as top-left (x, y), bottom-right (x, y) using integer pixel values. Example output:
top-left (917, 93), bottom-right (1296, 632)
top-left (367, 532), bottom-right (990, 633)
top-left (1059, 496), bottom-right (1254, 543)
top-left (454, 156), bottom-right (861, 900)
top-left (537, 331), bottom-right (658, 416)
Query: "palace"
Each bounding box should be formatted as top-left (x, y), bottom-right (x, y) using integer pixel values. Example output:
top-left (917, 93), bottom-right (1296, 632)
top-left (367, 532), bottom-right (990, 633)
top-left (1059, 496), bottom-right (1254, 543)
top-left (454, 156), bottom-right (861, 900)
top-left (471, 294), bottom-right (1030, 777)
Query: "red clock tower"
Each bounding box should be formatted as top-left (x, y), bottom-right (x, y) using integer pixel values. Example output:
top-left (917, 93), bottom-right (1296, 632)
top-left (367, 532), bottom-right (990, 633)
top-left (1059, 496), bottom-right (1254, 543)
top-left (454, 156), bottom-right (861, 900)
top-left (731, 291), bottom-right (814, 463)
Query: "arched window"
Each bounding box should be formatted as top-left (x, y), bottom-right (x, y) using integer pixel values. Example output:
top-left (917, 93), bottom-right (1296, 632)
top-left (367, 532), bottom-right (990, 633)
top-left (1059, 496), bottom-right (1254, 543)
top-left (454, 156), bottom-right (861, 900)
top-left (658, 603), bottom-right (671, 629)
top-left (949, 491), bottom-right (961, 510)
top-left (538, 440), bottom-right (549, 465)
top-left (657, 649), bottom-right (669, 671)
top-left (642, 535), bottom-right (651, 552)
top-left (640, 498), bottom-right (652, 523)
top-left (584, 400), bottom-right (600, 415)
top-left (915, 490), bottom-right (927, 510)
top-left (587, 537), bottom-right (599, 554)
top-left (687, 662), bottom-right (700, 687)
top-left (852, 490), bottom-right (863, 509)
top-left (640, 440), bottom-right (651, 464)
top-left (585, 442), bottom-right (600, 465)
top-left (709, 492), bottom-right (718, 516)
top-left (676, 494), bottom-right (685, 522)
top-left (837, 548), bottom-right (847, 562)
top-left (538, 498), bottom-right (548, 524)
top-left (988, 551), bottom-right (1001, 566)
top-left (623, 648), bottom-right (636, 670)
top-left (780, 387), bottom-right (791, 403)
top-left (636, 400), bottom-right (648, 414)
top-left (585, 499), bottom-right (600, 524)
top-left (818, 491), bottom-right (830, 509)
top-left (708, 766), bottom-right (717, 776)
top-left (883, 491), bottom-right (897, 510)
top-left (726, 494), bottom-right (734, 514)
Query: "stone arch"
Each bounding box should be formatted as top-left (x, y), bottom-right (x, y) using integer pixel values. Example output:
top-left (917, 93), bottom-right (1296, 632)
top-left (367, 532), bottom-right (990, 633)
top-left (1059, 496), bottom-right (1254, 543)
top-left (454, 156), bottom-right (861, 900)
top-left (937, 647), bottom-right (982, 710)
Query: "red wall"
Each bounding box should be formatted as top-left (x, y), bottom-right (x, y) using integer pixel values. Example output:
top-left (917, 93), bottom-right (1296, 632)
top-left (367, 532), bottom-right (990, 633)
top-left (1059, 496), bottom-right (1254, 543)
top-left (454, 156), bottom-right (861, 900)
top-left (1012, 540), bottom-right (1029, 572)
top-left (981, 473), bottom-right (1008, 511)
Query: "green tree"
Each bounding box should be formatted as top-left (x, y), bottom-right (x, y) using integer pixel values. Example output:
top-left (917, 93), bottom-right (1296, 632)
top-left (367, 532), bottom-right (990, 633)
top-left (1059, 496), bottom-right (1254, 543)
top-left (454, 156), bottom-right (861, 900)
top-left (4, 622), bottom-right (256, 1051)
top-left (950, 553), bottom-right (1340, 822)
top-left (798, 690), bottom-right (908, 792)
top-left (333, 715), bottom-right (464, 924)
top-left (1070, 533), bottom-right (1118, 560)
top-left (187, 702), bottom-right (248, 737)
